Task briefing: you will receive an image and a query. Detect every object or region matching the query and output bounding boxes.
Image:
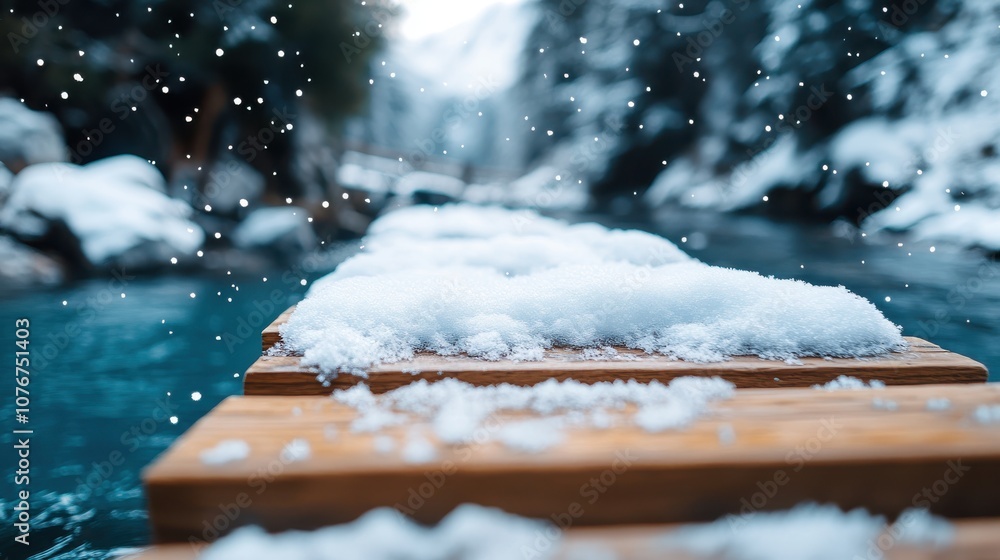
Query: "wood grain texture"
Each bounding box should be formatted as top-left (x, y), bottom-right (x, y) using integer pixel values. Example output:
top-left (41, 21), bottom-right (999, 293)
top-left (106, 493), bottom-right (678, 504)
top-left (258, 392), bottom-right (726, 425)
top-left (145, 383), bottom-right (1000, 542)
top-left (122, 517), bottom-right (1000, 559)
top-left (245, 337), bottom-right (988, 395)
top-left (261, 307), bottom-right (293, 353)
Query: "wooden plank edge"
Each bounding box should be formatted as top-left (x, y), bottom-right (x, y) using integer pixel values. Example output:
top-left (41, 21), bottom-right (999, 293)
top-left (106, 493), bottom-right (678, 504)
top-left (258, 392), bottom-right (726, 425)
top-left (261, 307), bottom-right (294, 353)
top-left (244, 344), bottom-right (988, 397)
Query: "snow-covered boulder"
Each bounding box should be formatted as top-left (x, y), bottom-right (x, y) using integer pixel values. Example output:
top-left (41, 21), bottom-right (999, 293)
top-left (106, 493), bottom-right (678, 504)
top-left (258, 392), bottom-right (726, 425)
top-left (0, 98), bottom-right (66, 171)
top-left (197, 156), bottom-right (266, 215)
top-left (336, 163), bottom-right (392, 195)
top-left (0, 236), bottom-right (63, 288)
top-left (0, 155), bottom-right (204, 269)
top-left (394, 171), bottom-right (466, 204)
top-left (464, 167), bottom-right (589, 211)
top-left (232, 206), bottom-right (316, 257)
top-left (0, 163), bottom-right (11, 203)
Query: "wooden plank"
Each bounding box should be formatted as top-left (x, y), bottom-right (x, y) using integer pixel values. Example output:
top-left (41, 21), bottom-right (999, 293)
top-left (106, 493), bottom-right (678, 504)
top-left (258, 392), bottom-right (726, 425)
top-left (121, 517), bottom-right (1000, 559)
top-left (246, 336), bottom-right (988, 395)
top-left (255, 306), bottom-right (988, 395)
top-left (145, 383), bottom-right (1000, 542)
top-left (261, 306), bottom-right (294, 353)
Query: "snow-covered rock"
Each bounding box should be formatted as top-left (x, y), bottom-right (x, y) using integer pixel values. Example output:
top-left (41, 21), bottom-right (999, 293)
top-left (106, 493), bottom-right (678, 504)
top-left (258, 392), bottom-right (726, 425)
top-left (231, 206), bottom-right (316, 256)
top-left (282, 205), bottom-right (903, 374)
top-left (0, 155), bottom-right (204, 268)
top-left (198, 156), bottom-right (266, 215)
top-left (463, 166), bottom-right (589, 211)
top-left (0, 236), bottom-right (64, 288)
top-left (393, 171), bottom-right (466, 204)
top-left (0, 98), bottom-right (66, 171)
top-left (336, 163), bottom-right (393, 195)
top-left (0, 163), bottom-right (11, 203)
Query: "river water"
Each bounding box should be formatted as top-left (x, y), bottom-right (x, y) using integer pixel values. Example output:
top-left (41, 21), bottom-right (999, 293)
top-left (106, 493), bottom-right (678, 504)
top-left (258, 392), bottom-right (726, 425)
top-left (0, 209), bottom-right (996, 558)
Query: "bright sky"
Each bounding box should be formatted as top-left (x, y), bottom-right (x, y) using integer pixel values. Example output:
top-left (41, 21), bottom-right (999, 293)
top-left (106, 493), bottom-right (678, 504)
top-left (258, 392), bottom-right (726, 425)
top-left (395, 0), bottom-right (524, 40)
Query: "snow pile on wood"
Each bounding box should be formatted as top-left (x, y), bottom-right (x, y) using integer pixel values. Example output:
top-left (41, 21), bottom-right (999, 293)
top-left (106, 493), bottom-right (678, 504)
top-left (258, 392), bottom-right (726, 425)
top-left (200, 440), bottom-right (250, 466)
top-left (200, 504), bottom-right (553, 560)
top-left (335, 376), bottom-right (734, 452)
top-left (973, 404), bottom-right (1000, 425)
top-left (281, 205), bottom-right (904, 374)
top-left (0, 155), bottom-right (204, 267)
top-left (197, 503), bottom-right (951, 560)
top-left (812, 375), bottom-right (886, 391)
top-left (320, 205), bottom-right (690, 284)
top-left (662, 504), bottom-right (952, 560)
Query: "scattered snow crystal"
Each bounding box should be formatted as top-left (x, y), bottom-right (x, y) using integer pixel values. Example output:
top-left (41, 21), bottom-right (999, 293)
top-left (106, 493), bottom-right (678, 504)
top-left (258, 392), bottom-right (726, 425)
top-left (402, 429), bottom-right (438, 463)
top-left (973, 404), bottom-right (1000, 425)
top-left (282, 205), bottom-right (903, 375)
top-left (813, 375), bottom-right (886, 391)
top-left (280, 439), bottom-right (312, 463)
top-left (333, 376), bottom-right (734, 452)
top-left (199, 504), bottom-right (554, 560)
top-left (925, 398), bottom-right (952, 412)
top-left (200, 440), bottom-right (250, 466)
top-left (663, 504), bottom-right (952, 560)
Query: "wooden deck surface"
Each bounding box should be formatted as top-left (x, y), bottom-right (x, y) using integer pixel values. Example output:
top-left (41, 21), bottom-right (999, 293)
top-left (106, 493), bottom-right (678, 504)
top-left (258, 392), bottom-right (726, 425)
top-left (144, 383), bottom-right (1000, 543)
top-left (122, 516), bottom-right (1000, 559)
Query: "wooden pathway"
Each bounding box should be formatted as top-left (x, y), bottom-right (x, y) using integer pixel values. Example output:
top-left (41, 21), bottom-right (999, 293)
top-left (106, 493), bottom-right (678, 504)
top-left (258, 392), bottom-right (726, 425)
top-left (139, 304), bottom-right (998, 557)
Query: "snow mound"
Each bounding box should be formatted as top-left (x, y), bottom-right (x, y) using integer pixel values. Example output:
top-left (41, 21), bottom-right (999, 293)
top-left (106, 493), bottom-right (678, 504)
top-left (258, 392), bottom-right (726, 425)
top-left (326, 207), bottom-right (690, 283)
top-left (284, 206), bottom-right (901, 373)
top-left (663, 504), bottom-right (952, 560)
top-left (200, 504), bottom-right (552, 560)
top-left (0, 98), bottom-right (66, 168)
top-left (0, 155), bottom-right (204, 266)
top-left (364, 204), bottom-right (574, 242)
top-left (334, 376), bottom-right (735, 451)
top-left (285, 205), bottom-right (903, 374)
